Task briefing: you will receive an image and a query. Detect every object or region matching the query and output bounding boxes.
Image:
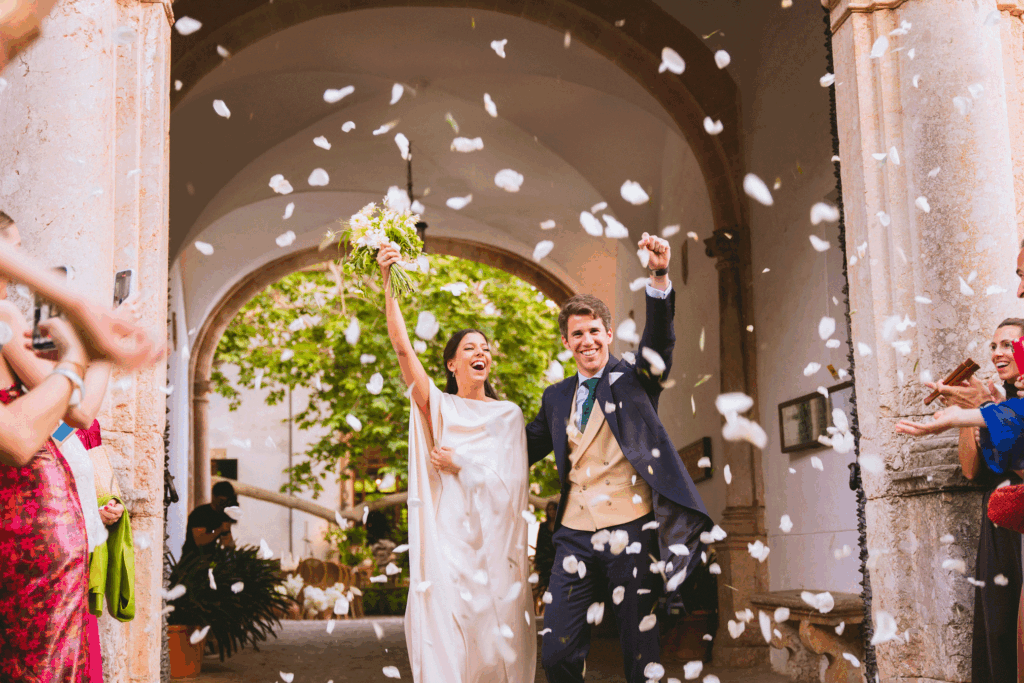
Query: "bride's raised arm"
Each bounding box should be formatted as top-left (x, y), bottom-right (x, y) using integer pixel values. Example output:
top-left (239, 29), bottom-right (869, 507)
top-left (377, 245), bottom-right (432, 415)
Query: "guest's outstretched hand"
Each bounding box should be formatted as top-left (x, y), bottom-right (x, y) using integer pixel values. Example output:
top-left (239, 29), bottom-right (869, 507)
top-left (638, 233), bottom-right (670, 271)
top-left (925, 376), bottom-right (999, 409)
top-left (70, 300), bottom-right (164, 370)
top-left (894, 406), bottom-right (969, 436)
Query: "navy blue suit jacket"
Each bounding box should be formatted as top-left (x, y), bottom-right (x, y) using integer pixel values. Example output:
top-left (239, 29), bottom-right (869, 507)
top-left (526, 290), bottom-right (713, 601)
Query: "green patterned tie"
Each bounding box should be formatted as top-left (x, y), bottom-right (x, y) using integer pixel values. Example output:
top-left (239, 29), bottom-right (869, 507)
top-left (579, 377), bottom-right (600, 432)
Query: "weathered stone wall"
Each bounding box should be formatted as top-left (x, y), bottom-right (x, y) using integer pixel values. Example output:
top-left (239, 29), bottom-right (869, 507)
top-left (0, 0), bottom-right (171, 680)
top-left (828, 0), bottom-right (1024, 679)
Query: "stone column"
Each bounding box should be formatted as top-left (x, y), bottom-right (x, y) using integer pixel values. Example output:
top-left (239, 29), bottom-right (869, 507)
top-left (827, 0), bottom-right (1023, 680)
top-left (0, 0), bottom-right (171, 679)
top-left (192, 378), bottom-right (212, 506)
top-left (705, 227), bottom-right (770, 667)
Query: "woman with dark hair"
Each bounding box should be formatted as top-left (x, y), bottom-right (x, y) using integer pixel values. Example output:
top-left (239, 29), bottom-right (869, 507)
top-left (376, 245), bottom-right (535, 683)
top-left (898, 318), bottom-right (1024, 682)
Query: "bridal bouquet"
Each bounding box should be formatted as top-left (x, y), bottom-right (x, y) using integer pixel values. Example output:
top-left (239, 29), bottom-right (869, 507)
top-left (338, 196), bottom-right (424, 298)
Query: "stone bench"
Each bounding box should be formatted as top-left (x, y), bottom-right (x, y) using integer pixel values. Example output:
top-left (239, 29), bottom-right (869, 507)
top-left (748, 590), bottom-right (865, 683)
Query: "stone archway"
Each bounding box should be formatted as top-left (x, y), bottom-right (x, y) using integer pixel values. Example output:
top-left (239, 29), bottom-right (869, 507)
top-left (188, 235), bottom-right (576, 508)
top-left (175, 0), bottom-right (766, 665)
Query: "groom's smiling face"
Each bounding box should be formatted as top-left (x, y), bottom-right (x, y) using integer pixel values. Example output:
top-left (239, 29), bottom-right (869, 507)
top-left (563, 314), bottom-right (613, 378)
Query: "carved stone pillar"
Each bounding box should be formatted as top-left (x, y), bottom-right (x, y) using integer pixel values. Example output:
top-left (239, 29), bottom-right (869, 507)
top-left (705, 227), bottom-right (769, 666)
top-left (827, 0), bottom-right (1024, 679)
top-left (192, 378), bottom-right (213, 507)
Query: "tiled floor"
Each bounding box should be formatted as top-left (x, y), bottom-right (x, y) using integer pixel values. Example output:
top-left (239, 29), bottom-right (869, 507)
top-left (196, 618), bottom-right (790, 682)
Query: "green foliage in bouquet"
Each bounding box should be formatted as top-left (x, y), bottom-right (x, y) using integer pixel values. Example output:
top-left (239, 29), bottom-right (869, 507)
top-left (211, 254), bottom-right (567, 499)
top-left (338, 200), bottom-right (424, 298)
top-left (166, 545), bottom-right (290, 660)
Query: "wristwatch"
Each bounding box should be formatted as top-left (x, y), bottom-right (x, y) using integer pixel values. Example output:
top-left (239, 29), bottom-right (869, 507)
top-left (650, 267), bottom-right (669, 276)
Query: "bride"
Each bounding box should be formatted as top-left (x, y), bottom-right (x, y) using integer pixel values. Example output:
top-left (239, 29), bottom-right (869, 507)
top-left (376, 245), bottom-right (536, 682)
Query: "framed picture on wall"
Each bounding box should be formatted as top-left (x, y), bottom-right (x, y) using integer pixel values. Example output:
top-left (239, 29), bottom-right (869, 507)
top-left (778, 391), bottom-right (829, 453)
top-left (827, 380), bottom-right (855, 427)
top-left (677, 437), bottom-right (712, 483)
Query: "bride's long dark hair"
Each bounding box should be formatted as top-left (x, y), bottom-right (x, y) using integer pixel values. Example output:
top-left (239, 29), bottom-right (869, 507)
top-left (443, 328), bottom-right (499, 400)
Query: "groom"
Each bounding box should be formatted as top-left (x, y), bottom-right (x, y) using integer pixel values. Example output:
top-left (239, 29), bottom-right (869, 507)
top-left (526, 233), bottom-right (712, 683)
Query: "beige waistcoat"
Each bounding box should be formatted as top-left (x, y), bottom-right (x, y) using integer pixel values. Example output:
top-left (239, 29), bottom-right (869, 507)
top-left (561, 390), bottom-right (653, 532)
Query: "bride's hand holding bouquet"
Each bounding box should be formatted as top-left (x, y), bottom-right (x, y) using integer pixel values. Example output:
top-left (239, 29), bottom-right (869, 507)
top-left (377, 244), bottom-right (404, 298)
top-left (341, 198), bottom-right (424, 298)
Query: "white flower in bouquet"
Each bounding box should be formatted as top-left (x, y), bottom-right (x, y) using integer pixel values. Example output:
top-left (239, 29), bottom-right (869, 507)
top-left (339, 196), bottom-right (424, 298)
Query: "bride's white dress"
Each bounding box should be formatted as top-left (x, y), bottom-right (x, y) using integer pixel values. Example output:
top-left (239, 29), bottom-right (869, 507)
top-left (405, 382), bottom-right (537, 683)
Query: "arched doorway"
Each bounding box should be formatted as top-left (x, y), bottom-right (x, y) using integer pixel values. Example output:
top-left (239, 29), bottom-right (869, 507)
top-left (168, 0), bottom-right (762, 665)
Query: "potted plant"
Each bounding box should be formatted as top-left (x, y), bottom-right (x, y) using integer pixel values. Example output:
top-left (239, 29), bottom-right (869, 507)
top-left (165, 545), bottom-right (291, 677)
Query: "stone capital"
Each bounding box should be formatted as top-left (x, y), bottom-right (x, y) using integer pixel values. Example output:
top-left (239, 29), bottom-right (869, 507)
top-left (703, 227), bottom-right (741, 270)
top-left (193, 379), bottom-right (213, 397)
top-left (822, 0), bottom-right (910, 33)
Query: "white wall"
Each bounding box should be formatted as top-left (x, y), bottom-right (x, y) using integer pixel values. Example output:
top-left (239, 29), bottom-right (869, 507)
top-left (204, 365), bottom-right (336, 561)
top-left (653, 0), bottom-right (861, 592)
top-left (166, 262), bottom-right (191, 560)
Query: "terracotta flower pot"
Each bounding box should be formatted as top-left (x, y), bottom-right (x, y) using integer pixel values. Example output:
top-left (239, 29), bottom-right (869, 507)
top-left (168, 625), bottom-right (206, 679)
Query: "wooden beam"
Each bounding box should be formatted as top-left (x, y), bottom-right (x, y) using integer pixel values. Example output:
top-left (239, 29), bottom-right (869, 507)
top-left (214, 476), bottom-right (557, 523)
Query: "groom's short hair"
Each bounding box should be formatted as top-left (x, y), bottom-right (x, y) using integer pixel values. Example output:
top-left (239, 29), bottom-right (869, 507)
top-left (558, 294), bottom-right (611, 339)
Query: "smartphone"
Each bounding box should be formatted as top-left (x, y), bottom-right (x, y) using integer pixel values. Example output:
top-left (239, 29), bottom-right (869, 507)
top-left (113, 269), bottom-right (135, 307)
top-left (31, 266), bottom-right (68, 352)
top-left (1013, 337), bottom-right (1024, 381)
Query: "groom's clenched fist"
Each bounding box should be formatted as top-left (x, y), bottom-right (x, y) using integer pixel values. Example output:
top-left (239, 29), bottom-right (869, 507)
top-left (638, 233), bottom-right (671, 272)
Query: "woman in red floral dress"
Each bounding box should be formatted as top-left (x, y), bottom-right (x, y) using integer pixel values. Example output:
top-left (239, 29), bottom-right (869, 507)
top-left (0, 291), bottom-right (93, 679)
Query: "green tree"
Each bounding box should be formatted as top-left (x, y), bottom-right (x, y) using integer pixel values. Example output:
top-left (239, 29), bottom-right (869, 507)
top-left (211, 254), bottom-right (569, 500)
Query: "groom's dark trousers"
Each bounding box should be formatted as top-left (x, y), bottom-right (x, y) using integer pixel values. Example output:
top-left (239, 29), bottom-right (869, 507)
top-left (541, 513), bottom-right (661, 683)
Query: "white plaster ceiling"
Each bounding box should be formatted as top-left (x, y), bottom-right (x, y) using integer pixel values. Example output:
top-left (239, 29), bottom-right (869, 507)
top-left (170, 7), bottom-right (695, 262)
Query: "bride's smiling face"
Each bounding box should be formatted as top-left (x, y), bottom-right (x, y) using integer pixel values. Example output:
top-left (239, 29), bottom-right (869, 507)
top-left (447, 332), bottom-right (492, 386)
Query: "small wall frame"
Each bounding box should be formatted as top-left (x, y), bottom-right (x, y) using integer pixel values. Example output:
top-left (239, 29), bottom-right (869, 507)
top-left (778, 390), bottom-right (829, 453)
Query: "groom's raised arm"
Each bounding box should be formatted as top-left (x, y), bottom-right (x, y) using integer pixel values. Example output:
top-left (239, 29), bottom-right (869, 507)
top-left (525, 389), bottom-right (554, 467)
top-left (636, 287), bottom-right (676, 391)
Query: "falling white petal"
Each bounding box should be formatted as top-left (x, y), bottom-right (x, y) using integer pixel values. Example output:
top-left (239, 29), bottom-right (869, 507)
top-left (490, 39), bottom-right (508, 58)
top-left (724, 464), bottom-right (732, 484)
top-left (580, 212), bottom-right (604, 237)
top-left (373, 121), bottom-right (399, 136)
top-left (703, 117), bottom-right (724, 135)
top-left (663, 225), bottom-right (681, 237)
top-left (451, 137), bottom-right (484, 152)
top-left (283, 202), bottom-right (295, 219)
top-left (540, 219), bottom-right (556, 230)
top-left (871, 610), bottom-right (899, 644)
top-left (928, 166), bottom-right (941, 178)
top-left (620, 180), bottom-right (650, 205)
top-left (190, 626), bottom-right (211, 645)
top-left (395, 133), bottom-right (410, 160)
top-left (809, 235), bottom-right (831, 252)
top-left (530, 240), bottom-right (555, 263)
top-left (345, 414), bottom-right (362, 432)
top-left (642, 347), bottom-right (666, 375)
top-left (915, 196), bottom-right (931, 213)
top-left (308, 168), bottom-right (330, 186)
top-left (194, 241), bottom-right (214, 256)
top-left (870, 35), bottom-right (889, 58)
top-left (415, 311), bottom-right (440, 340)
top-left (382, 667), bottom-right (401, 679)
top-left (727, 620), bottom-right (745, 639)
top-left (495, 169), bottom-right (524, 192)
top-left (811, 456), bottom-right (824, 471)
top-left (803, 362), bottom-right (821, 377)
top-left (639, 614), bottom-right (659, 632)
top-left (269, 174), bottom-right (293, 195)
top-left (714, 50), bottom-right (731, 68)
top-left (212, 100), bottom-right (230, 118)
top-left (484, 93), bottom-right (498, 117)
top-left (810, 202), bottom-right (840, 225)
top-left (743, 174), bottom-right (774, 206)
top-left (446, 194), bottom-right (472, 210)
top-left (324, 86), bottom-right (354, 103)
top-left (345, 318), bottom-right (361, 345)
top-left (313, 136), bottom-right (331, 150)
top-left (994, 574), bottom-right (1010, 586)
top-left (959, 277), bottom-right (975, 296)
top-left (715, 393), bottom-right (754, 416)
top-left (366, 373), bottom-right (384, 395)
top-left (602, 215), bottom-right (629, 239)
top-left (174, 16), bottom-right (203, 35)
top-left (390, 83), bottom-right (404, 105)
top-left (275, 231), bottom-right (296, 248)
top-left (659, 47), bottom-right (685, 74)
top-left (820, 73), bottom-right (835, 87)
top-left (342, 121), bottom-right (356, 132)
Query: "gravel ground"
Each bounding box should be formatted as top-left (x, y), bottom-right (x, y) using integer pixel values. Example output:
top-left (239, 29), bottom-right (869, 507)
top-left (195, 618), bottom-right (790, 683)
